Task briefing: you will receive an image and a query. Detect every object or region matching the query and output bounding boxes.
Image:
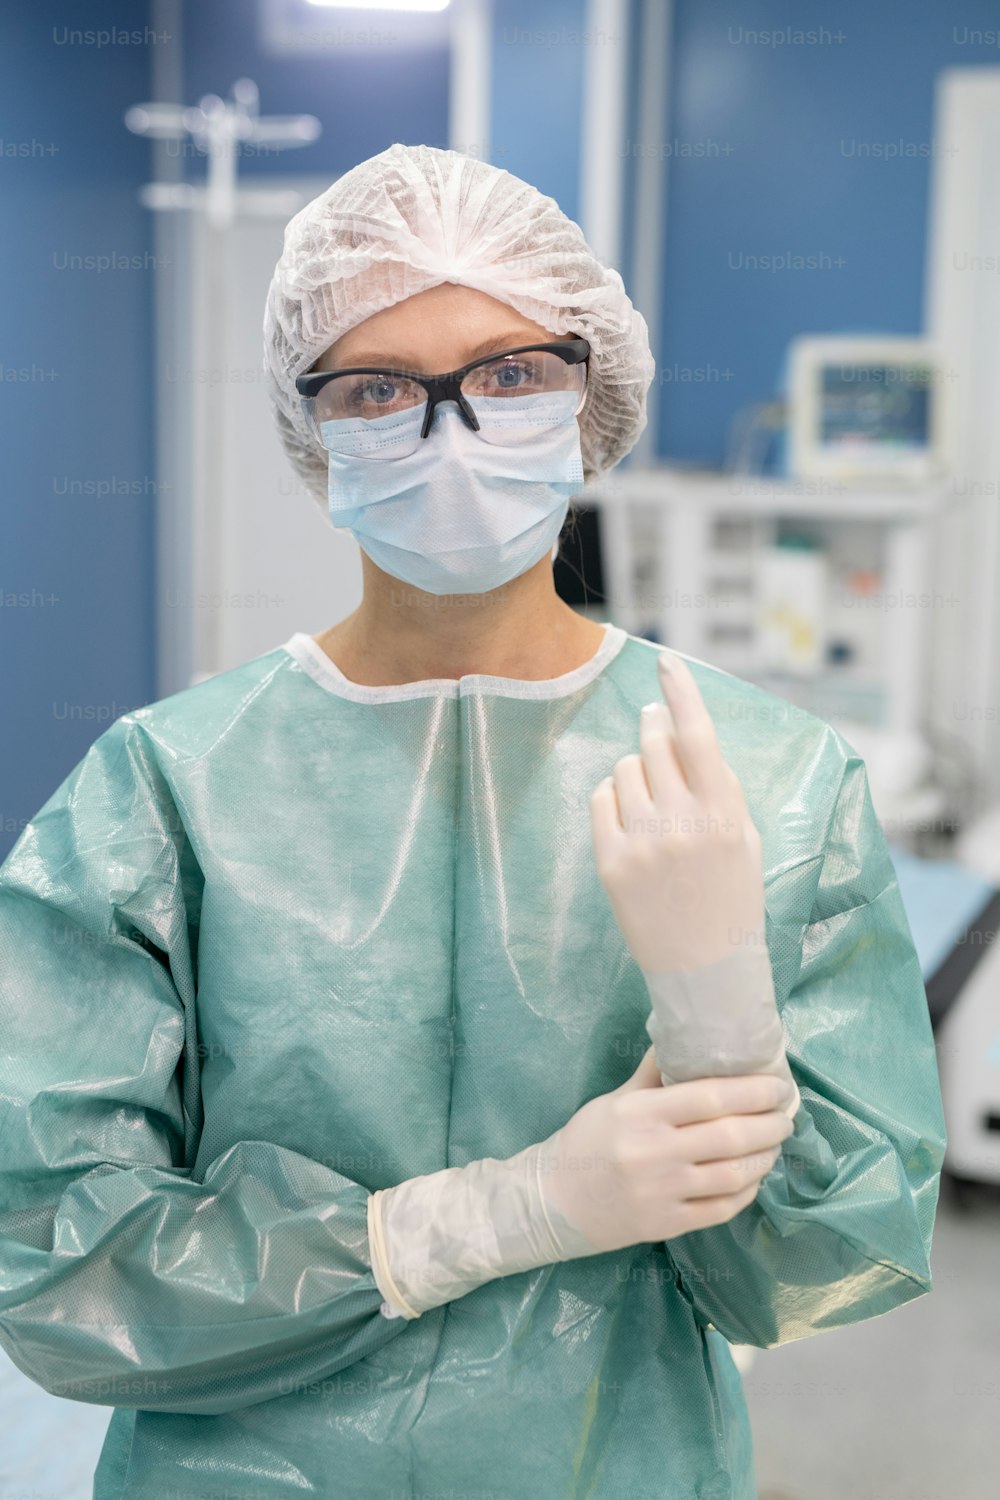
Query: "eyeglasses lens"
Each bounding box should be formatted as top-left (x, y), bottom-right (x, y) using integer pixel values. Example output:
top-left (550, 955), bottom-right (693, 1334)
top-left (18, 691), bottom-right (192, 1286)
top-left (310, 350), bottom-right (586, 461)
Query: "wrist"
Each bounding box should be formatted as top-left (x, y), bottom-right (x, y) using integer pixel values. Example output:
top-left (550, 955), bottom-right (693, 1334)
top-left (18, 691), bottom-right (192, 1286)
top-left (367, 1143), bottom-right (568, 1320)
top-left (642, 943), bottom-right (797, 1104)
top-left (367, 1190), bottom-right (420, 1320)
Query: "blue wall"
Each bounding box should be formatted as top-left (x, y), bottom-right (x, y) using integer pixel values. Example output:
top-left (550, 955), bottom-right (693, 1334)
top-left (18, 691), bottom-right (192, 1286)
top-left (489, 0), bottom-right (585, 221)
top-left (182, 2), bottom-right (449, 178)
top-left (181, 0), bottom-right (582, 219)
top-left (0, 2), bottom-right (156, 860)
top-left (657, 0), bottom-right (1000, 467)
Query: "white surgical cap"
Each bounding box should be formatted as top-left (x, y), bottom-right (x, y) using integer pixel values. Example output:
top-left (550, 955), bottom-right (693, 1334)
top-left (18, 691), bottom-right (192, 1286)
top-left (263, 142), bottom-right (656, 510)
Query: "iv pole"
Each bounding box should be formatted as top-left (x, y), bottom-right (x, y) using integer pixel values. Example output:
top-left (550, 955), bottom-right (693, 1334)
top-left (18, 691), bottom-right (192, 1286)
top-left (125, 77), bottom-right (320, 227)
top-left (124, 80), bottom-right (321, 682)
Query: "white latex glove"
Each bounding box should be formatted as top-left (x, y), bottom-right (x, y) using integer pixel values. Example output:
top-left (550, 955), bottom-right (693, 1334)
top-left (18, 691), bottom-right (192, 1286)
top-left (367, 1047), bottom-right (794, 1320)
top-left (590, 649), bottom-right (800, 1118)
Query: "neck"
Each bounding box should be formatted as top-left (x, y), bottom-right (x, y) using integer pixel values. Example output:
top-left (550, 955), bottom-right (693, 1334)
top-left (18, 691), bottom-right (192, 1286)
top-left (313, 554), bottom-right (606, 685)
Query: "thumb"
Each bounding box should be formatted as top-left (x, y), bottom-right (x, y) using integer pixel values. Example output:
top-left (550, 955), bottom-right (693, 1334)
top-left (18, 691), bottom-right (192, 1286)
top-left (616, 1044), bottom-right (665, 1094)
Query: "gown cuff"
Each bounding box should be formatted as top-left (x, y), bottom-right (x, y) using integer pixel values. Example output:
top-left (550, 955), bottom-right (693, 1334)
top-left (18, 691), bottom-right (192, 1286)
top-left (368, 1190), bottom-right (421, 1320)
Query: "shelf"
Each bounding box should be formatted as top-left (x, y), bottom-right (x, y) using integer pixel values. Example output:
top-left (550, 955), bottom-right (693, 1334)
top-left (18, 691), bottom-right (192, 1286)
top-left (602, 465), bottom-right (948, 520)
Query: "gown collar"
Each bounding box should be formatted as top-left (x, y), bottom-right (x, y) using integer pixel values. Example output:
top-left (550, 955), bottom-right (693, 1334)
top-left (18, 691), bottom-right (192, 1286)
top-left (281, 621), bottom-right (629, 703)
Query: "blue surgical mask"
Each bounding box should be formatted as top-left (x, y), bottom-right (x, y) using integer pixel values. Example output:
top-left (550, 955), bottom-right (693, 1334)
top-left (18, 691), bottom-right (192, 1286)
top-left (321, 394), bottom-right (585, 596)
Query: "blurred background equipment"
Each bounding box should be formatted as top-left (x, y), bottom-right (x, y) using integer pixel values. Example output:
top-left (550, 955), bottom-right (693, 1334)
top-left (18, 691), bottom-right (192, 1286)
top-left (784, 334), bottom-right (948, 487)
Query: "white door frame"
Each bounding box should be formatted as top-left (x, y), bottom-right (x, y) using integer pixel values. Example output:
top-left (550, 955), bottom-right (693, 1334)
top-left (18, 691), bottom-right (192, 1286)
top-left (925, 67), bottom-right (1000, 806)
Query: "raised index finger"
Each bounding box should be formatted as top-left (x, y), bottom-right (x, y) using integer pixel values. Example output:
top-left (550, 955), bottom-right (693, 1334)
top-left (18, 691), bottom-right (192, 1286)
top-left (656, 651), bottom-right (734, 803)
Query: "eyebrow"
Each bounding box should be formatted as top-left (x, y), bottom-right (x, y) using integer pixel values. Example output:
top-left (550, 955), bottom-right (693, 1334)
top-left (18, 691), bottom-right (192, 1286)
top-left (329, 333), bottom-right (560, 372)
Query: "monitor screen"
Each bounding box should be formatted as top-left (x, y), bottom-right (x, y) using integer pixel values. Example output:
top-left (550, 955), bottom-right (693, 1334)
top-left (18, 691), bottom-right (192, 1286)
top-left (819, 363), bottom-right (932, 452)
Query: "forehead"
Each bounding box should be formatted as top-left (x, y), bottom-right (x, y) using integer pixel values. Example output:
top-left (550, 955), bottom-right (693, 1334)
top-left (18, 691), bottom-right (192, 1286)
top-left (317, 282), bottom-right (562, 370)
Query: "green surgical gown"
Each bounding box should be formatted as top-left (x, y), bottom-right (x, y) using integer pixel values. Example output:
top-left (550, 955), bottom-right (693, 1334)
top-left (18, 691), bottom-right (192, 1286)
top-left (0, 622), bottom-right (946, 1499)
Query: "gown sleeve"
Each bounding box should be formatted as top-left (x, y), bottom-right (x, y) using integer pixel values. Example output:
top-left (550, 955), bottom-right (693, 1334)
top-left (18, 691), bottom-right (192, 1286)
top-left (660, 750), bottom-right (948, 1348)
top-left (0, 718), bottom-right (403, 1416)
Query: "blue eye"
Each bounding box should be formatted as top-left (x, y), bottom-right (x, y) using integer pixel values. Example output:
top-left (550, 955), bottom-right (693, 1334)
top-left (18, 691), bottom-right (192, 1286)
top-left (467, 359), bottom-right (537, 396)
top-left (316, 373), bottom-right (425, 423)
top-left (355, 377), bottom-right (400, 406)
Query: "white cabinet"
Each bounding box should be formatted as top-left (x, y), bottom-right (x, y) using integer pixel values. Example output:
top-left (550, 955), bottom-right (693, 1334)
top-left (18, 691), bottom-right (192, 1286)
top-left (590, 466), bottom-right (947, 740)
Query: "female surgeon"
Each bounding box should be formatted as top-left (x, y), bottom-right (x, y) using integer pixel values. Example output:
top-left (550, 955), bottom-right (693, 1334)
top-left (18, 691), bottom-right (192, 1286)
top-left (0, 144), bottom-right (946, 1500)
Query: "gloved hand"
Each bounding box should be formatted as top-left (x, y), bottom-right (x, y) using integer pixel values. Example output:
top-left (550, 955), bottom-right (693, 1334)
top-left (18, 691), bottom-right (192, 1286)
top-left (367, 1047), bottom-right (795, 1320)
top-left (590, 649), bottom-right (800, 1118)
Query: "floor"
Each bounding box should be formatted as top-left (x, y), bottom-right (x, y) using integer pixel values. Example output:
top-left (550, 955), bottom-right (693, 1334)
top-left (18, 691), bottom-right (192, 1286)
top-left (0, 1179), bottom-right (996, 1499)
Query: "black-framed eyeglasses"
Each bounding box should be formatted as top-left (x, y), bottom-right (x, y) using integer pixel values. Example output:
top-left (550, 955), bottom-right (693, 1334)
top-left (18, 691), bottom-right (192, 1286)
top-left (295, 338), bottom-right (590, 461)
